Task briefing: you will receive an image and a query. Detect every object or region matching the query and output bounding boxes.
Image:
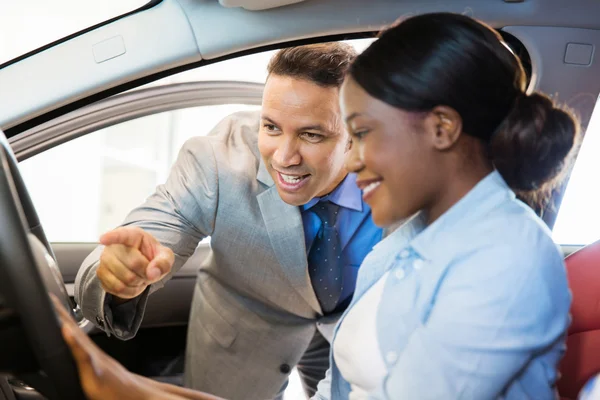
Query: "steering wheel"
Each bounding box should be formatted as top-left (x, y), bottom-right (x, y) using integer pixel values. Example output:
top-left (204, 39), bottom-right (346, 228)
top-left (0, 130), bottom-right (85, 399)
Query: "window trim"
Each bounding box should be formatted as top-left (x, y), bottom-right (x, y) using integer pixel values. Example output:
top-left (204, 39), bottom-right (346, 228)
top-left (10, 80), bottom-right (264, 161)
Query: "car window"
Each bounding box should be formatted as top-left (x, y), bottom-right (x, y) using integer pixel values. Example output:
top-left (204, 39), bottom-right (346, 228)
top-left (0, 1), bottom-right (148, 65)
top-left (19, 104), bottom-right (259, 243)
top-left (17, 38), bottom-right (374, 244)
top-left (552, 94), bottom-right (600, 245)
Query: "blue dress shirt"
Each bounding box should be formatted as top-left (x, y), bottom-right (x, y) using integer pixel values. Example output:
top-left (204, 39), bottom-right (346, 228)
top-left (301, 173), bottom-right (383, 309)
top-left (314, 171), bottom-right (571, 399)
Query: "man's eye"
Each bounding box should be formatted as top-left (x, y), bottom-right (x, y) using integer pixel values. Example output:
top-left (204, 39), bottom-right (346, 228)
top-left (263, 124), bottom-right (279, 132)
top-left (301, 132), bottom-right (323, 141)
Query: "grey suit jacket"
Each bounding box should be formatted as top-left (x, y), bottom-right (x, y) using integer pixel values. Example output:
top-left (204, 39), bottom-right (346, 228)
top-left (75, 110), bottom-right (379, 400)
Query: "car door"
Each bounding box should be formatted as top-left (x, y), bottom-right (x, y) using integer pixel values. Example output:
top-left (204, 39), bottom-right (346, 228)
top-left (10, 80), bottom-right (263, 379)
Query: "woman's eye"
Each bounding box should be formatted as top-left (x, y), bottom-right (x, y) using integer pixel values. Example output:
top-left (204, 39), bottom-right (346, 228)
top-left (263, 124), bottom-right (278, 132)
top-left (353, 130), bottom-right (370, 140)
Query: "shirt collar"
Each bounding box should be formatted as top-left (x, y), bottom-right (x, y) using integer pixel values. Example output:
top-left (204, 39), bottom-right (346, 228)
top-left (370, 212), bottom-right (427, 256)
top-left (301, 173), bottom-right (363, 212)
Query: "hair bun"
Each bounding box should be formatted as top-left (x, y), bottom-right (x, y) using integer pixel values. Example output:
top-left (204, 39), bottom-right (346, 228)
top-left (490, 92), bottom-right (579, 192)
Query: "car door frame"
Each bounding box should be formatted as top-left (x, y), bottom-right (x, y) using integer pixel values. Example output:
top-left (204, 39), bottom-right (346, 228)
top-left (9, 80), bottom-right (263, 331)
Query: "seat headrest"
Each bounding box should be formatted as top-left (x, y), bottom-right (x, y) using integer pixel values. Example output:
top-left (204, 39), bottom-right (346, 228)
top-left (565, 241), bottom-right (600, 334)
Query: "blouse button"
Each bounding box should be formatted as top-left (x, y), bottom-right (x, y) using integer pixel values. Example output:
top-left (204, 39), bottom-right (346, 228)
top-left (399, 249), bottom-right (410, 259)
top-left (413, 259), bottom-right (424, 270)
top-left (394, 269), bottom-right (406, 280)
top-left (386, 351), bottom-right (398, 365)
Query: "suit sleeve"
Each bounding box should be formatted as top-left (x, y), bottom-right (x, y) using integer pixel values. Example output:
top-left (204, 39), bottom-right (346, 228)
top-left (75, 133), bottom-right (220, 339)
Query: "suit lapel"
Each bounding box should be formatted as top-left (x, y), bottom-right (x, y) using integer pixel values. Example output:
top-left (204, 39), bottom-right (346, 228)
top-left (256, 157), bottom-right (274, 187)
top-left (256, 160), bottom-right (322, 314)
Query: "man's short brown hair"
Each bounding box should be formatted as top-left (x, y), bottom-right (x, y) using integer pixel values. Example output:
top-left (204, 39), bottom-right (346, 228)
top-left (267, 42), bottom-right (358, 88)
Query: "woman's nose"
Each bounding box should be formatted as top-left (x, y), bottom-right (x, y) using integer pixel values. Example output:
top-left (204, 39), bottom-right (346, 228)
top-left (345, 140), bottom-right (364, 173)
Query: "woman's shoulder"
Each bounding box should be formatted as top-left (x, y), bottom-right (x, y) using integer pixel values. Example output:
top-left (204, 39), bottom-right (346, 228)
top-left (448, 196), bottom-right (565, 287)
top-left (476, 196), bottom-right (559, 256)
top-left (443, 201), bottom-right (570, 320)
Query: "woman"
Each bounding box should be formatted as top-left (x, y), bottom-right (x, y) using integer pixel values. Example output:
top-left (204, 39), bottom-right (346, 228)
top-left (54, 12), bottom-right (579, 400)
top-left (314, 12), bottom-right (576, 399)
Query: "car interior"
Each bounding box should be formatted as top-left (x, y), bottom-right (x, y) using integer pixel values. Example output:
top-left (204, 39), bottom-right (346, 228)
top-left (0, 0), bottom-right (600, 399)
top-left (560, 241), bottom-right (600, 399)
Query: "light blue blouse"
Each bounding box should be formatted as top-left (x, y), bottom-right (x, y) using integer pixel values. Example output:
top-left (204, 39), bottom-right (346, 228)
top-left (313, 171), bottom-right (571, 399)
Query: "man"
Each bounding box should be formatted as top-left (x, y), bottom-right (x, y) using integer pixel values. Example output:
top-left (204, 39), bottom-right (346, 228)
top-left (75, 43), bottom-right (382, 400)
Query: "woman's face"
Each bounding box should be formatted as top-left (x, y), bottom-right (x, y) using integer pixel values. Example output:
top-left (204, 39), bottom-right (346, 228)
top-left (340, 77), bottom-right (442, 227)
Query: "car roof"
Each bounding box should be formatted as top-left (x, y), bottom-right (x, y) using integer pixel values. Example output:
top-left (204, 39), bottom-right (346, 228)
top-left (1, 0), bottom-right (599, 135)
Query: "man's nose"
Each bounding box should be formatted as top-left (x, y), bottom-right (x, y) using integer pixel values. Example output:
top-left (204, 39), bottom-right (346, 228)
top-left (273, 137), bottom-right (301, 167)
top-left (344, 140), bottom-right (364, 173)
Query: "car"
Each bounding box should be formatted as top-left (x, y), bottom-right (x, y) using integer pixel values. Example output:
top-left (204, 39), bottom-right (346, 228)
top-left (0, 0), bottom-right (599, 399)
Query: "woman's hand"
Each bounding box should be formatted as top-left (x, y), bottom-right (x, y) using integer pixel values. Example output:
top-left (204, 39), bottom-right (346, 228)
top-left (51, 295), bottom-right (183, 400)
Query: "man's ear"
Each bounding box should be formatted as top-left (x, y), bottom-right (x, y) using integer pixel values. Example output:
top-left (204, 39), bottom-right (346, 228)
top-left (425, 106), bottom-right (463, 151)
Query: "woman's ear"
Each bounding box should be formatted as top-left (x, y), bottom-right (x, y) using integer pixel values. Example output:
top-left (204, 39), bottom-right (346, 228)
top-left (426, 106), bottom-right (463, 151)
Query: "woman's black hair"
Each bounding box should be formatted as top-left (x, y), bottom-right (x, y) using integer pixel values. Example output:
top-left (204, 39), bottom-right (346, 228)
top-left (350, 13), bottom-right (579, 205)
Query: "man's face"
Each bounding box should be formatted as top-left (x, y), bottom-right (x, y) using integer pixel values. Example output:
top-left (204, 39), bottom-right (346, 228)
top-left (258, 74), bottom-right (349, 206)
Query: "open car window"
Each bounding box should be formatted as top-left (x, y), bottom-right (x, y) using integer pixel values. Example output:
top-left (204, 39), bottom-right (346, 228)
top-left (19, 103), bottom-right (260, 243)
top-left (553, 94), bottom-right (600, 245)
top-left (16, 34), bottom-right (593, 248)
top-left (15, 39), bottom-right (373, 244)
top-left (0, 0), bottom-right (148, 65)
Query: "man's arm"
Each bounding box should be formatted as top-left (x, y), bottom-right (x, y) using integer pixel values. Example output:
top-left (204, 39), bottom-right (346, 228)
top-left (75, 135), bottom-right (220, 339)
